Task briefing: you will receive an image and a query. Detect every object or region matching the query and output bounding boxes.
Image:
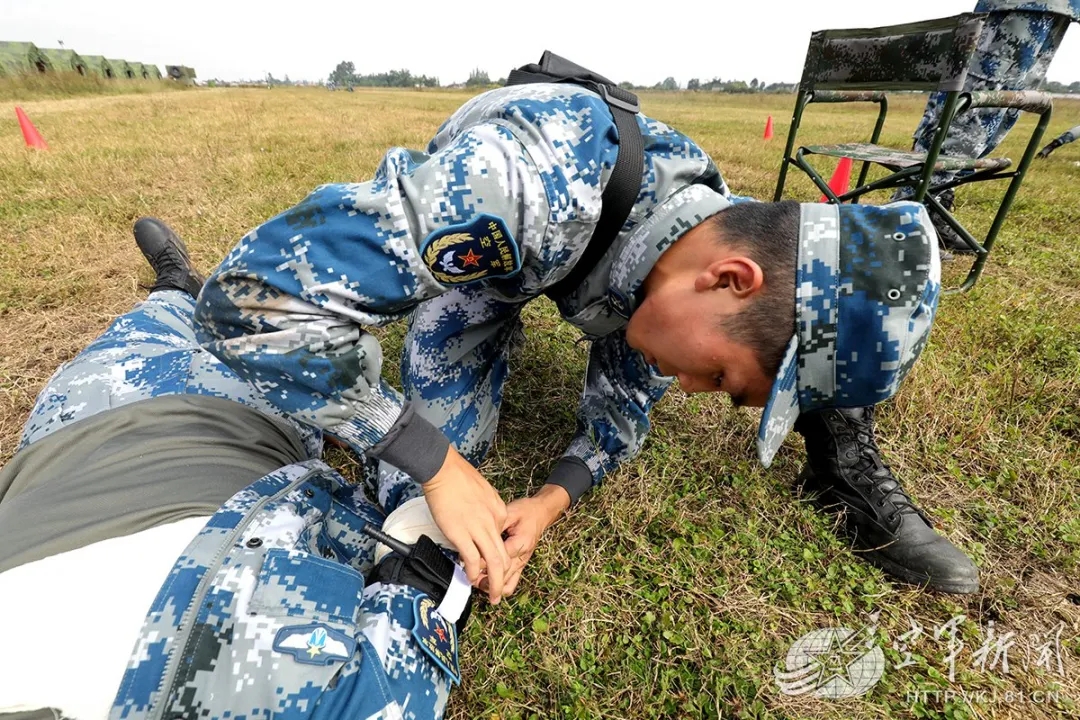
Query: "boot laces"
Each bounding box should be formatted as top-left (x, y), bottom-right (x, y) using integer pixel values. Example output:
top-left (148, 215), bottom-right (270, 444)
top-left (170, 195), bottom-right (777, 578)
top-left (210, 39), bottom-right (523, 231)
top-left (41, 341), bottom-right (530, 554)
top-left (845, 411), bottom-right (930, 525)
top-left (148, 244), bottom-right (202, 293)
top-left (152, 247), bottom-right (186, 278)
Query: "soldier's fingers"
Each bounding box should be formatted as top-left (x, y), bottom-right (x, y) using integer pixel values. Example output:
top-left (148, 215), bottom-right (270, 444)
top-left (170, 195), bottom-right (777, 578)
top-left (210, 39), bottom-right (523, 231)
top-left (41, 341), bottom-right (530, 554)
top-left (504, 500), bottom-right (526, 525)
top-left (502, 532), bottom-right (529, 559)
top-left (515, 548), bottom-right (534, 571)
top-left (493, 527), bottom-right (513, 602)
top-left (477, 532), bottom-right (507, 605)
top-left (503, 567), bottom-right (524, 597)
top-left (456, 541), bottom-right (483, 586)
top-left (493, 525), bottom-right (512, 575)
top-left (488, 494), bottom-right (508, 530)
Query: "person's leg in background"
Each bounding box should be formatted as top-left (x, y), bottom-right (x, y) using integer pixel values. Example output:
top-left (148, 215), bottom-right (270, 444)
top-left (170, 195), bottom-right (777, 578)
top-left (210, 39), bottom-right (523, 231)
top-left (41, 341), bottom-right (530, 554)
top-left (1037, 124), bottom-right (1080, 158)
top-left (902, 7), bottom-right (1070, 249)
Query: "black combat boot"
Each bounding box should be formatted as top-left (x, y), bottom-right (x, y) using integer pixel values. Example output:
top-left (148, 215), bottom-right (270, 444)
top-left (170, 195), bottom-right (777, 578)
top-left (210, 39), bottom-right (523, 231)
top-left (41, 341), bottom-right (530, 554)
top-left (794, 406), bottom-right (980, 594)
top-left (133, 217), bottom-right (205, 297)
top-left (925, 189), bottom-right (976, 255)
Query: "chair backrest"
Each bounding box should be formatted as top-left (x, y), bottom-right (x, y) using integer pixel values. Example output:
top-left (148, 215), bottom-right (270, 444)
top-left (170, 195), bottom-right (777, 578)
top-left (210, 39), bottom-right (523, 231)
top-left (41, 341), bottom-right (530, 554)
top-left (799, 13), bottom-right (987, 93)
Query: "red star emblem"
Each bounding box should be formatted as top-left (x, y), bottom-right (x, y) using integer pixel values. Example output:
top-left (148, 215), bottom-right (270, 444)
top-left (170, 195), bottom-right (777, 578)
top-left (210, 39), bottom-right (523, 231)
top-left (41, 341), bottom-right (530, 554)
top-left (458, 249), bottom-right (482, 268)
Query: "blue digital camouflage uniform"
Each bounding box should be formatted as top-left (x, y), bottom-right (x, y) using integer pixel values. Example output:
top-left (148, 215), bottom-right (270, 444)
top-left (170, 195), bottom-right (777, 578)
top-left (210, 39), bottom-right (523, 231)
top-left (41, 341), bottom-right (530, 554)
top-left (910, 0), bottom-right (1079, 181)
top-left (16, 289), bottom-right (462, 719)
top-left (111, 459), bottom-right (455, 720)
top-left (18, 289), bottom-right (320, 457)
top-left (1038, 123), bottom-right (1080, 156)
top-left (194, 83), bottom-right (729, 504)
top-left (193, 82), bottom-right (945, 496)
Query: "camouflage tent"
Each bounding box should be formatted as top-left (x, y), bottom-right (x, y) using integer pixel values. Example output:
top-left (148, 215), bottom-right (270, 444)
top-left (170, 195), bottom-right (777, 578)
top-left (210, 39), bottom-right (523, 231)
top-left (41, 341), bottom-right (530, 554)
top-left (128, 61), bottom-right (148, 79)
top-left (82, 55), bottom-right (115, 78)
top-left (0, 41), bottom-right (52, 76)
top-left (109, 58), bottom-right (135, 79)
top-left (40, 48), bottom-right (88, 75)
top-left (166, 65), bottom-right (197, 83)
top-left (144, 63), bottom-right (162, 79)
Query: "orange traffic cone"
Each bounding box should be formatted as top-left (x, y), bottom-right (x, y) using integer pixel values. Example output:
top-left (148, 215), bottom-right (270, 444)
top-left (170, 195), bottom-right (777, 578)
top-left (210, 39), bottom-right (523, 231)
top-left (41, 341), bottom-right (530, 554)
top-left (15, 107), bottom-right (48, 150)
top-left (763, 115), bottom-right (774, 140)
top-left (820, 156), bottom-right (853, 202)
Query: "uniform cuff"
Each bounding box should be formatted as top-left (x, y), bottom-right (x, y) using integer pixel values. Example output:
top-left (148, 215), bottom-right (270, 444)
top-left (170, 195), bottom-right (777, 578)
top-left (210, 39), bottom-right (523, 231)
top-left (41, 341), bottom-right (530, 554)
top-left (545, 456), bottom-right (594, 506)
top-left (368, 403), bottom-right (450, 484)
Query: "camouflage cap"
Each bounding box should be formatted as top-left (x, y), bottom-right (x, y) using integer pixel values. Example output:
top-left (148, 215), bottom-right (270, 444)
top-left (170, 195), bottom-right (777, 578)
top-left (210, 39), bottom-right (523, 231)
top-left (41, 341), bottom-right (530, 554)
top-left (757, 202), bottom-right (942, 467)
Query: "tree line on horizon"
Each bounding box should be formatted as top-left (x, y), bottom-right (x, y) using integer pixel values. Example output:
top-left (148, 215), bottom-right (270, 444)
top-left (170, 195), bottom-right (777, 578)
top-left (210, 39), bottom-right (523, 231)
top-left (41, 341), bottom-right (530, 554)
top-left (328, 61), bottom-right (438, 88)
top-left (324, 60), bottom-right (1080, 95)
top-left (326, 61), bottom-right (800, 93)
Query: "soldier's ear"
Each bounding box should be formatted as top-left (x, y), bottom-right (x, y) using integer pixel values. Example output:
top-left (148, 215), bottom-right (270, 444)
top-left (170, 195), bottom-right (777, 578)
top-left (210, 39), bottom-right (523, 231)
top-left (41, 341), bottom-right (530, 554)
top-left (696, 256), bottom-right (763, 298)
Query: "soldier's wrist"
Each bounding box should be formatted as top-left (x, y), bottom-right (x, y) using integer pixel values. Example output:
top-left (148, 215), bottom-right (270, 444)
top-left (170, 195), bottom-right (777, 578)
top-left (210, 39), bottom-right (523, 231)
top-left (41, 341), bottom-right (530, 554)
top-left (534, 483), bottom-right (572, 526)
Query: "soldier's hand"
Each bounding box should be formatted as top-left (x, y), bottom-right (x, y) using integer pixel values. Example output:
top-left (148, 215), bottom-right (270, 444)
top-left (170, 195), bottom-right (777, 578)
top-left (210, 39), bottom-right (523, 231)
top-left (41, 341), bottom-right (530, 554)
top-left (422, 445), bottom-right (510, 604)
top-left (484, 484), bottom-right (570, 597)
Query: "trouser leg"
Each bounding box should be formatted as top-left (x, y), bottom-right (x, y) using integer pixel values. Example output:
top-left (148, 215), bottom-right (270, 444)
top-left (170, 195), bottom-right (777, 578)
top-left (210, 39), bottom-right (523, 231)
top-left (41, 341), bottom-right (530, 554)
top-left (1039, 126), bottom-right (1080, 158)
top-left (376, 286), bottom-right (524, 515)
top-left (18, 290), bottom-right (320, 455)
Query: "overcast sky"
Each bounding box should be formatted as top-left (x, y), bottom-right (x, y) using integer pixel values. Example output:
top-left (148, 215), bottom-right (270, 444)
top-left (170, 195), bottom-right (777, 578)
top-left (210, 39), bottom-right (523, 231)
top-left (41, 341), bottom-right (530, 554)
top-left (3, 0), bottom-right (1077, 86)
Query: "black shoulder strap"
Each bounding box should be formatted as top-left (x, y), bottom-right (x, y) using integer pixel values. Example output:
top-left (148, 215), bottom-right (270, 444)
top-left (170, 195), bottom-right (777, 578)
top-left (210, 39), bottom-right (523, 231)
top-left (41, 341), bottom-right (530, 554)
top-left (507, 51), bottom-right (644, 300)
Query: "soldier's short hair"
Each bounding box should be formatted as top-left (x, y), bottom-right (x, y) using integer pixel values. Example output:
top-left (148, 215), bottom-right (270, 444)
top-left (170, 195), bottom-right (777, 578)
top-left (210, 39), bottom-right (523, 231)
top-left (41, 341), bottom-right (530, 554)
top-left (708, 201), bottom-right (800, 376)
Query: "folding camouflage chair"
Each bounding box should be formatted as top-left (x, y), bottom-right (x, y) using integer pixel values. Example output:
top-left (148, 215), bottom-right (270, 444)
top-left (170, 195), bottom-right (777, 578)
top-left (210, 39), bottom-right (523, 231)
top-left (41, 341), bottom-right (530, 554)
top-left (773, 13), bottom-right (1054, 292)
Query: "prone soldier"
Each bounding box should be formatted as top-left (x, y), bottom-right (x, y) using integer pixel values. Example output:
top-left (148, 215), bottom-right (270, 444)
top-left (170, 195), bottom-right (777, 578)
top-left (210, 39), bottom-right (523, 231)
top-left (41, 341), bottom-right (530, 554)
top-left (0, 220), bottom-right (470, 720)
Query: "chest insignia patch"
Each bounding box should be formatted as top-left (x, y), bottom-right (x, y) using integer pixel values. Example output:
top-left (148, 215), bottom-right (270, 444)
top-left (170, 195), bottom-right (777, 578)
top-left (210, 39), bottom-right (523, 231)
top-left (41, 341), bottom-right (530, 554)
top-left (420, 214), bottom-right (521, 285)
top-left (273, 623), bottom-right (356, 665)
top-left (412, 593), bottom-right (461, 684)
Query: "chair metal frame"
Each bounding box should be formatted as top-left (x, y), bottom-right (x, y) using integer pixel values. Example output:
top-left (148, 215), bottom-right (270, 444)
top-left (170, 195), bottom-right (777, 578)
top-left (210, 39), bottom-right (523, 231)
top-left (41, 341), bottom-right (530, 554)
top-left (773, 13), bottom-right (1054, 292)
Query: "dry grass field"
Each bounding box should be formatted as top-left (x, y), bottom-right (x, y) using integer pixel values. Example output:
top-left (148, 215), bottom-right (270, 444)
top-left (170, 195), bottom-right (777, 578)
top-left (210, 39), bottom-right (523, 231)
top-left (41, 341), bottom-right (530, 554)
top-left (1, 86), bottom-right (1078, 719)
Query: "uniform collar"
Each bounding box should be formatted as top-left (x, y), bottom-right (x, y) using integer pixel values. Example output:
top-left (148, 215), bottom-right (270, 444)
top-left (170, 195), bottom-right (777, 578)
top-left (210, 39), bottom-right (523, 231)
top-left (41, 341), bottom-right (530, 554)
top-left (606, 185), bottom-right (732, 318)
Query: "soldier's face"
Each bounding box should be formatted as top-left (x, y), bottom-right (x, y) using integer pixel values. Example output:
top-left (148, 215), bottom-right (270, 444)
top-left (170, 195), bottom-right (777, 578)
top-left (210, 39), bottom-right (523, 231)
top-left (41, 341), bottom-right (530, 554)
top-left (627, 224), bottom-right (778, 406)
top-left (626, 293), bottom-right (775, 407)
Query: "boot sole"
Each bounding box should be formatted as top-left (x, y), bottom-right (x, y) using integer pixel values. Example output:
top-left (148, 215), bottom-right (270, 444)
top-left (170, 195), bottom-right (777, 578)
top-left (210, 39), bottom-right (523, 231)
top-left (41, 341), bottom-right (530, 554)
top-left (858, 547), bottom-right (980, 595)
